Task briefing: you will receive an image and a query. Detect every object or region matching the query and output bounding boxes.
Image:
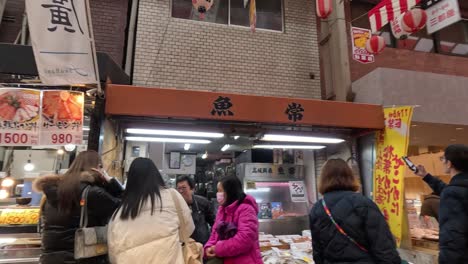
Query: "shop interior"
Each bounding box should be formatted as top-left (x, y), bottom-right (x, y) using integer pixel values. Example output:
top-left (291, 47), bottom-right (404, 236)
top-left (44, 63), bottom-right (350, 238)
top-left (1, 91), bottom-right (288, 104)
top-left (402, 122), bottom-right (468, 257)
top-left (119, 119), bottom-right (361, 236)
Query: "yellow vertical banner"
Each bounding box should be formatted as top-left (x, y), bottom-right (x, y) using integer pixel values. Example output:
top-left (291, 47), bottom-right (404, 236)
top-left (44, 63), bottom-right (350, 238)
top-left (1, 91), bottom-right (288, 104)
top-left (373, 106), bottom-right (413, 246)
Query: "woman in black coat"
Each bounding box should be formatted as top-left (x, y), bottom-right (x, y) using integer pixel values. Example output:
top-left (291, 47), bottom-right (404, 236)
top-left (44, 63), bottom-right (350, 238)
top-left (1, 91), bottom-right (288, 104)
top-left (415, 144), bottom-right (468, 264)
top-left (309, 159), bottom-right (401, 264)
top-left (33, 150), bottom-right (123, 264)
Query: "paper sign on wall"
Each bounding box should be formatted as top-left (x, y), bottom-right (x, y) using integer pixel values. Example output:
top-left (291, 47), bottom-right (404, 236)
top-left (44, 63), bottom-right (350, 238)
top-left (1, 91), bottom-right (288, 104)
top-left (426, 0), bottom-right (462, 34)
top-left (39, 91), bottom-right (84, 146)
top-left (0, 89), bottom-right (41, 146)
top-left (289, 181), bottom-right (306, 203)
top-left (351, 27), bottom-right (374, 64)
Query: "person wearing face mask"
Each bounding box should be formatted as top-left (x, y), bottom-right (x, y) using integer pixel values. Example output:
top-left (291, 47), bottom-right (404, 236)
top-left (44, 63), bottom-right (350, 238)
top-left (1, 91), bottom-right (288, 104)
top-left (414, 144), bottom-right (468, 264)
top-left (204, 176), bottom-right (262, 264)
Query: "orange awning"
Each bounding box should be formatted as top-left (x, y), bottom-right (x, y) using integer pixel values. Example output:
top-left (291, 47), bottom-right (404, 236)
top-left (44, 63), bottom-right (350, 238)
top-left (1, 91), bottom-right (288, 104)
top-left (105, 85), bottom-right (384, 130)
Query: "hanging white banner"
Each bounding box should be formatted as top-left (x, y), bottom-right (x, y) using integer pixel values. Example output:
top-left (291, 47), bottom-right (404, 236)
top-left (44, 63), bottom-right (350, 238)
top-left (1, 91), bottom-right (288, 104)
top-left (26, 0), bottom-right (99, 85)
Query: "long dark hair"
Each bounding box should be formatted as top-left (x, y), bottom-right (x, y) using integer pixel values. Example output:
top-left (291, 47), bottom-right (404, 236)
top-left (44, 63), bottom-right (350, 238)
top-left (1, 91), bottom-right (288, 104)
top-left (220, 176), bottom-right (246, 207)
top-left (58, 150), bottom-right (101, 214)
top-left (118, 158), bottom-right (166, 220)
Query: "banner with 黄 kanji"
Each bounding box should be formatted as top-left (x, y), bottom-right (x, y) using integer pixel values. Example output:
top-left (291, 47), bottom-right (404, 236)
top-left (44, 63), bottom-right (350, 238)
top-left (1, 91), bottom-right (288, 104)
top-left (373, 106), bottom-right (413, 247)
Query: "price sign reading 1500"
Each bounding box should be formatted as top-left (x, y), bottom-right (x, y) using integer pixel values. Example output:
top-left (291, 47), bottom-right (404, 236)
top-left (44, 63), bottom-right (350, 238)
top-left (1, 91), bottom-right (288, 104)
top-left (51, 134), bottom-right (73, 144)
top-left (0, 133), bottom-right (29, 144)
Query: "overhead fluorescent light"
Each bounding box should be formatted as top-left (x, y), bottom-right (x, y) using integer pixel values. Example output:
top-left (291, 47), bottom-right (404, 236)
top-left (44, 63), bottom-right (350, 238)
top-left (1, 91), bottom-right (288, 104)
top-left (221, 144), bottom-right (230, 152)
top-left (126, 128), bottom-right (224, 138)
top-left (184, 144), bottom-right (191, 151)
top-left (262, 134), bottom-right (344, 144)
top-left (202, 152), bottom-right (208, 159)
top-left (83, 127), bottom-right (90, 131)
top-left (253, 145), bottom-right (325, 150)
top-left (125, 137), bottom-right (211, 144)
top-left (234, 136), bottom-right (240, 140)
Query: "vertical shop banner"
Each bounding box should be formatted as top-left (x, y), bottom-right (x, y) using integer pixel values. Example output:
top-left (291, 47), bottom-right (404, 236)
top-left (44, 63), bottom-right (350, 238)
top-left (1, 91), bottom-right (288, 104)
top-left (373, 106), bottom-right (413, 246)
top-left (0, 88), bottom-right (41, 146)
top-left (40, 91), bottom-right (84, 145)
top-left (25, 0), bottom-right (99, 85)
top-left (351, 27), bottom-right (374, 64)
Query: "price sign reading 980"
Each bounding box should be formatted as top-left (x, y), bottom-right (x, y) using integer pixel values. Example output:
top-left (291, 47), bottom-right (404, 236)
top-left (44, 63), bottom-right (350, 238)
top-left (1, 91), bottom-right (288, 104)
top-left (0, 88), bottom-right (41, 146)
top-left (39, 91), bottom-right (84, 146)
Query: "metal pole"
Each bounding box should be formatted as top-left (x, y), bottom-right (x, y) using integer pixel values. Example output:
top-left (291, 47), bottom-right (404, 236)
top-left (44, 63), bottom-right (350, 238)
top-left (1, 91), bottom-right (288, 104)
top-left (124, 0), bottom-right (139, 76)
top-left (20, 12), bottom-right (28, 45)
top-left (84, 0), bottom-right (102, 95)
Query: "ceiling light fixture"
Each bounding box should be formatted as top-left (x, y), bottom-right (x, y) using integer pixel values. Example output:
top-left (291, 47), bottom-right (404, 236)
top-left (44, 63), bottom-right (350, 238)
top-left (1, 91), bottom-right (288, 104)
top-left (126, 129), bottom-right (224, 138)
top-left (64, 144), bottom-right (76, 152)
top-left (125, 137), bottom-right (211, 144)
top-left (221, 144), bottom-right (230, 152)
top-left (253, 145), bottom-right (326, 150)
top-left (57, 149), bottom-right (65, 155)
top-left (0, 190), bottom-right (9, 200)
top-left (261, 134), bottom-right (344, 144)
top-left (184, 144), bottom-right (191, 151)
top-left (83, 127), bottom-right (90, 131)
top-left (24, 153), bottom-right (35, 172)
top-left (202, 152), bottom-right (208, 159)
top-left (1, 177), bottom-right (14, 188)
top-left (234, 136), bottom-right (240, 140)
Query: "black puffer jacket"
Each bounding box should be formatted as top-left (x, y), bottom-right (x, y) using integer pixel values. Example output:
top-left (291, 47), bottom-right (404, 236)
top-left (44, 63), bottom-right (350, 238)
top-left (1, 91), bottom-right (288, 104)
top-left (34, 172), bottom-right (123, 264)
top-left (423, 173), bottom-right (468, 264)
top-left (190, 195), bottom-right (216, 245)
top-left (309, 191), bottom-right (401, 264)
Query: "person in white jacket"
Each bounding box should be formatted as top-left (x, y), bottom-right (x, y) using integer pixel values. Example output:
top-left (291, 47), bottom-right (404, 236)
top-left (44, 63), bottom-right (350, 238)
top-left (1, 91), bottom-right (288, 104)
top-left (108, 158), bottom-right (194, 264)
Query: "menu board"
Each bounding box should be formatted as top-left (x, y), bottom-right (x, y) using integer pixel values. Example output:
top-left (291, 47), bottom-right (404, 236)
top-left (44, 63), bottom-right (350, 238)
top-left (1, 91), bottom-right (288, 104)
top-left (0, 88), bottom-right (84, 146)
top-left (0, 89), bottom-right (41, 146)
top-left (39, 90), bottom-right (84, 145)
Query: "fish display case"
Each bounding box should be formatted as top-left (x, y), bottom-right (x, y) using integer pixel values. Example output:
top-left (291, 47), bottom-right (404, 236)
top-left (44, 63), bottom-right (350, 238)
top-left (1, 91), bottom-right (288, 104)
top-left (0, 206), bottom-right (41, 263)
top-left (236, 163), bottom-right (310, 236)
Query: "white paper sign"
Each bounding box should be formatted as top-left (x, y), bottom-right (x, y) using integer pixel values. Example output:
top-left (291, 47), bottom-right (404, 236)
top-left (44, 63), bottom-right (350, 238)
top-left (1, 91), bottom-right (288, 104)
top-left (289, 181), bottom-right (306, 203)
top-left (390, 13), bottom-right (409, 39)
top-left (426, 0), bottom-right (462, 34)
top-left (26, 0), bottom-right (99, 85)
top-left (351, 27), bottom-right (374, 64)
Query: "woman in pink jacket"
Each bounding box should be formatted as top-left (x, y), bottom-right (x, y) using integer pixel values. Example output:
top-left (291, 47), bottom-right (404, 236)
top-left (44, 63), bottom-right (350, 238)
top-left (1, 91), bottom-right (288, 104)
top-left (204, 176), bottom-right (263, 264)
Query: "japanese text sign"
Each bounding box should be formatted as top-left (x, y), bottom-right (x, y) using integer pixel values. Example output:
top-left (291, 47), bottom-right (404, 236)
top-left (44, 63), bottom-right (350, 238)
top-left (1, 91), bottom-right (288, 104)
top-left (426, 0), bottom-right (461, 34)
top-left (289, 181), bottom-right (306, 203)
top-left (373, 106), bottom-right (413, 246)
top-left (26, 0), bottom-right (99, 85)
top-left (39, 91), bottom-right (84, 146)
top-left (351, 27), bottom-right (374, 64)
top-left (0, 89), bottom-right (41, 146)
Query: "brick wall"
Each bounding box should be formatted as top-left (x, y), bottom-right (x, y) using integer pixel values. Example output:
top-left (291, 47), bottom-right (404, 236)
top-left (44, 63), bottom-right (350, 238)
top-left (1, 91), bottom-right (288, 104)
top-left (0, 0), bottom-right (24, 43)
top-left (0, 0), bottom-right (128, 66)
top-left (133, 0), bottom-right (321, 99)
top-left (89, 0), bottom-right (129, 66)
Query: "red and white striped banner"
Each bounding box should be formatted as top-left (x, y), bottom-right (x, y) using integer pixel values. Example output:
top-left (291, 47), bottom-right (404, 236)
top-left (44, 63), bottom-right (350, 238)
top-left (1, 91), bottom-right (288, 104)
top-left (368, 0), bottom-right (421, 33)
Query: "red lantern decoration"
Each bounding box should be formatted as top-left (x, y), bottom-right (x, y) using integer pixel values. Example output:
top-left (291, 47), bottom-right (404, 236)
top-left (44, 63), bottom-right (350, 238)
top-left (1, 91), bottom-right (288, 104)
top-left (316, 0), bottom-right (333, 19)
top-left (365, 35), bottom-right (385, 54)
top-left (402, 8), bottom-right (427, 33)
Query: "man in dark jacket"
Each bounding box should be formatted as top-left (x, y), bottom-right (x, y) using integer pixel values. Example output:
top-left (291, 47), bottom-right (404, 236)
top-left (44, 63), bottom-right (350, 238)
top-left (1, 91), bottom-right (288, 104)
top-left (415, 144), bottom-right (468, 264)
top-left (176, 176), bottom-right (215, 245)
